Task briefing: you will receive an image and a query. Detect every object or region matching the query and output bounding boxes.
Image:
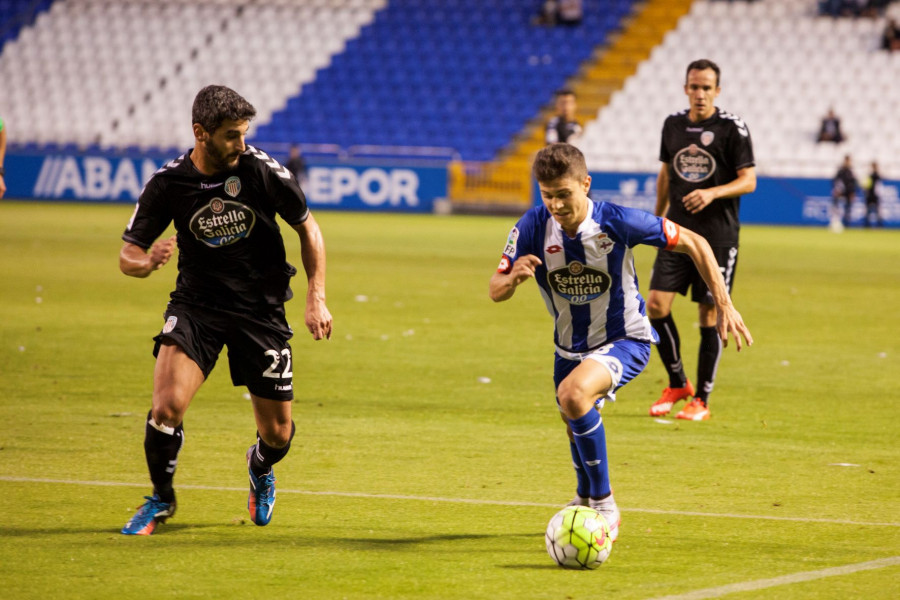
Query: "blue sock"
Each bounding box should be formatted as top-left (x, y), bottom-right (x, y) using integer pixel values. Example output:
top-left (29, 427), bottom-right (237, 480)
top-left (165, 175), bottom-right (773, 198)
top-left (568, 409), bottom-right (611, 499)
top-left (569, 441), bottom-right (590, 499)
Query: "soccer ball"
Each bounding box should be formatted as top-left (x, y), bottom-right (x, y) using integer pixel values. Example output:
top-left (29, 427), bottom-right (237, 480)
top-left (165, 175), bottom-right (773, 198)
top-left (545, 505), bottom-right (612, 569)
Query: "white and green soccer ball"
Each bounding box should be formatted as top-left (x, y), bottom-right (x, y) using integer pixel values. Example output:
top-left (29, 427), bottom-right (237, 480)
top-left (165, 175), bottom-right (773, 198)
top-left (545, 505), bottom-right (613, 569)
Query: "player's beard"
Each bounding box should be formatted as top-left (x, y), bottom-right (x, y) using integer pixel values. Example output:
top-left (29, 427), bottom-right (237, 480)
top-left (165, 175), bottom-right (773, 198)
top-left (204, 139), bottom-right (242, 172)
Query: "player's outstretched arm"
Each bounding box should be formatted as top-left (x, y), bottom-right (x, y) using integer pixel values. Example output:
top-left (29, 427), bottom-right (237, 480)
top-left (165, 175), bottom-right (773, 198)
top-left (671, 228), bottom-right (753, 351)
top-left (489, 254), bottom-right (542, 302)
top-left (119, 237), bottom-right (176, 278)
top-left (292, 213), bottom-right (332, 340)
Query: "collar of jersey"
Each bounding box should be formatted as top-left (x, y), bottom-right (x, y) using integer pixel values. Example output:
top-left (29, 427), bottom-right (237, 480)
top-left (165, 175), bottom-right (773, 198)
top-left (549, 200), bottom-right (595, 239)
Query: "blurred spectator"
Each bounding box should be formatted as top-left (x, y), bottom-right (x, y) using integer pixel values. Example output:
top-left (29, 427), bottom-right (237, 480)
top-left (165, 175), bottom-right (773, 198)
top-left (557, 0), bottom-right (583, 26)
top-left (532, 0), bottom-right (558, 26)
top-left (820, 0), bottom-right (888, 17)
top-left (832, 154), bottom-right (858, 228)
top-left (532, 0), bottom-right (582, 27)
top-left (0, 115), bottom-right (6, 199)
top-left (817, 108), bottom-right (844, 143)
top-left (882, 18), bottom-right (900, 52)
top-left (285, 144), bottom-right (308, 188)
top-left (864, 161), bottom-right (885, 227)
top-left (861, 0), bottom-right (891, 17)
top-left (545, 89), bottom-right (582, 145)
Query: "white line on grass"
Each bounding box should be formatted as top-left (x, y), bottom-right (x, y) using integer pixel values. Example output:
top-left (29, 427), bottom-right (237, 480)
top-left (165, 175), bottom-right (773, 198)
top-left (644, 556), bottom-right (900, 600)
top-left (2, 475), bottom-right (899, 528)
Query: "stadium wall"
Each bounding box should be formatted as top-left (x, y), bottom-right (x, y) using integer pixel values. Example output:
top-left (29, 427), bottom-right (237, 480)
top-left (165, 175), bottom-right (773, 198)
top-left (5, 149), bottom-right (898, 227)
top-left (5, 150), bottom-right (445, 213)
top-left (582, 172), bottom-right (900, 228)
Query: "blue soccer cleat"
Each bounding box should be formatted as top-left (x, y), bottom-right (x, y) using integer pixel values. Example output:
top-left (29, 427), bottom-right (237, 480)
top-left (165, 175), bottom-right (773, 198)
top-left (122, 494), bottom-right (176, 535)
top-left (246, 445), bottom-right (276, 526)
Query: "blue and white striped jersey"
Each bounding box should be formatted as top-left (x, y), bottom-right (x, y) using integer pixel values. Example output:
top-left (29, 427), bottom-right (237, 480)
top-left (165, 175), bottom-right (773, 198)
top-left (498, 201), bottom-right (679, 356)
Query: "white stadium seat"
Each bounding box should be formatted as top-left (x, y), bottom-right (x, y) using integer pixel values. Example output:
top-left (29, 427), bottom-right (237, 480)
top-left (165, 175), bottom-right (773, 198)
top-left (0, 0), bottom-right (388, 150)
top-left (578, 0), bottom-right (900, 178)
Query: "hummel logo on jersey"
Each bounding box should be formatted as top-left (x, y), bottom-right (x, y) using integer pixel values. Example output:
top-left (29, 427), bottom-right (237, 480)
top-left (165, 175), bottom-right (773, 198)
top-left (546, 244), bottom-right (562, 254)
top-left (247, 146), bottom-right (293, 180)
top-left (201, 182), bottom-right (224, 189)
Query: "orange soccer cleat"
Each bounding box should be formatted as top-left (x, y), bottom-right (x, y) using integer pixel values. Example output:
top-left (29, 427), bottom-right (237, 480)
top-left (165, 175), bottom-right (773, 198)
top-left (676, 398), bottom-right (711, 421)
top-left (649, 381), bottom-right (695, 417)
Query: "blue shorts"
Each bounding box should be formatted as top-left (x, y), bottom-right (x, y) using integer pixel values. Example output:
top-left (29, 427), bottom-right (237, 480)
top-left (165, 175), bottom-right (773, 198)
top-left (554, 338), bottom-right (651, 406)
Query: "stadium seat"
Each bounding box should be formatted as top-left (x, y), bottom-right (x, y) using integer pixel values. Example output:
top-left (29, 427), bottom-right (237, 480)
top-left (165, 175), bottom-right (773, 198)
top-left (578, 0), bottom-right (900, 178)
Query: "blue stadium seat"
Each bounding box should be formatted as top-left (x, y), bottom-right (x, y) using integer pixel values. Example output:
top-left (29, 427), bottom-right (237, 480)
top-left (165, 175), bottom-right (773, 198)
top-left (251, 0), bottom-right (637, 161)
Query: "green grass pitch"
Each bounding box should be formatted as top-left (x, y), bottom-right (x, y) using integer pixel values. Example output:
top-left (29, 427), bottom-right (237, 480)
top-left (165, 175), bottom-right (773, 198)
top-left (1, 200), bottom-right (898, 599)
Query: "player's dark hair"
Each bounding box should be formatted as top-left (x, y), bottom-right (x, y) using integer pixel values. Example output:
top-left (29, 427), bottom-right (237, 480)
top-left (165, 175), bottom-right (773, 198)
top-left (533, 143), bottom-right (588, 183)
top-left (192, 85), bottom-right (257, 134)
top-left (686, 59), bottom-right (721, 87)
top-left (555, 89), bottom-right (575, 98)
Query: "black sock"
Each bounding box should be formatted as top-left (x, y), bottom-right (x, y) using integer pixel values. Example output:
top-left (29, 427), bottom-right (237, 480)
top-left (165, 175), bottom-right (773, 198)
top-left (696, 326), bottom-right (723, 405)
top-left (250, 421), bottom-right (296, 477)
top-left (651, 314), bottom-right (687, 388)
top-left (144, 410), bottom-right (184, 504)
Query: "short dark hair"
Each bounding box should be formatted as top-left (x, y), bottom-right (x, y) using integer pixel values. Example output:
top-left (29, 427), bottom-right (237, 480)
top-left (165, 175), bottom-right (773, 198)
top-left (192, 85), bottom-right (256, 134)
top-left (686, 59), bottom-right (721, 87)
top-left (555, 89), bottom-right (575, 98)
top-left (533, 143), bottom-right (588, 183)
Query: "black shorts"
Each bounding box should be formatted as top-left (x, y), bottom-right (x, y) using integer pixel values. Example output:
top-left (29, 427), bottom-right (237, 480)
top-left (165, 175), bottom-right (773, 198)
top-left (153, 301), bottom-right (295, 401)
top-left (649, 245), bottom-right (738, 304)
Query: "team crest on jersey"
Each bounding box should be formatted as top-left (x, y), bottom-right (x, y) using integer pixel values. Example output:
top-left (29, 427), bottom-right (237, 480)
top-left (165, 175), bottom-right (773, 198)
top-left (224, 176), bottom-right (241, 197)
top-left (594, 233), bottom-right (614, 255)
top-left (162, 315), bottom-right (178, 334)
top-left (673, 144), bottom-right (716, 183)
top-left (504, 227), bottom-right (519, 257)
top-left (189, 199), bottom-right (257, 248)
top-left (547, 261), bottom-right (611, 305)
top-left (701, 131), bottom-right (715, 146)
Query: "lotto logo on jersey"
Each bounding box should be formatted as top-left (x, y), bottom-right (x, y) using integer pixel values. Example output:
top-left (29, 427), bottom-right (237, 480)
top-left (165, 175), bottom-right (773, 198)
top-left (189, 199), bottom-right (257, 248)
top-left (547, 261), bottom-right (611, 305)
top-left (663, 218), bottom-right (680, 248)
top-left (673, 144), bottom-right (716, 183)
top-left (497, 255), bottom-right (511, 273)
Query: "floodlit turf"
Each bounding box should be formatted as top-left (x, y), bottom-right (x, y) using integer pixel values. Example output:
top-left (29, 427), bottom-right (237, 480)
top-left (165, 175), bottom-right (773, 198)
top-left (1, 200), bottom-right (898, 599)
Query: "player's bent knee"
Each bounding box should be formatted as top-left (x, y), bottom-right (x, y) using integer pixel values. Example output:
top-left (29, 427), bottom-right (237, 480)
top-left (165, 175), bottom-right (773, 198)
top-left (150, 403), bottom-right (185, 428)
top-left (646, 299), bottom-right (669, 320)
top-left (259, 420), bottom-right (295, 449)
top-left (557, 380), bottom-right (594, 419)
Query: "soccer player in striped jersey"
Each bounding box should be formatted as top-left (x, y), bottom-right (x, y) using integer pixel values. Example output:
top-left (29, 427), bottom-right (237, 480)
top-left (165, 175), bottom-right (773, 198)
top-left (490, 143), bottom-right (751, 541)
top-left (119, 85), bottom-right (332, 535)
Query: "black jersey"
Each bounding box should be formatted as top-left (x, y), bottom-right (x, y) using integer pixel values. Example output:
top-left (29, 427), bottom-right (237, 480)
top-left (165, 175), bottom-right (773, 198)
top-left (545, 116), bottom-right (583, 144)
top-left (659, 108), bottom-right (754, 246)
top-left (123, 145), bottom-right (310, 311)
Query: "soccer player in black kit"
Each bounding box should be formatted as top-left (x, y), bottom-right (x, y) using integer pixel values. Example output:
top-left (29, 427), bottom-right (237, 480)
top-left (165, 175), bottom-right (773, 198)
top-left (119, 85), bottom-right (332, 535)
top-left (647, 59), bottom-right (756, 421)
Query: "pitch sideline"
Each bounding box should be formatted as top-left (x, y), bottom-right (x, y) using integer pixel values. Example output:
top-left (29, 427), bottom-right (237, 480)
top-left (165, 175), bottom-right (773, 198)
top-left (643, 555), bottom-right (900, 600)
top-left (2, 475), bottom-right (899, 528)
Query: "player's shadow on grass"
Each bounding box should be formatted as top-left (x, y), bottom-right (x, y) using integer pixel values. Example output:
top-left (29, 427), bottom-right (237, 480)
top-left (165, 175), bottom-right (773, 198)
top-left (345, 532), bottom-right (534, 550)
top-left (0, 523), bottom-right (223, 537)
